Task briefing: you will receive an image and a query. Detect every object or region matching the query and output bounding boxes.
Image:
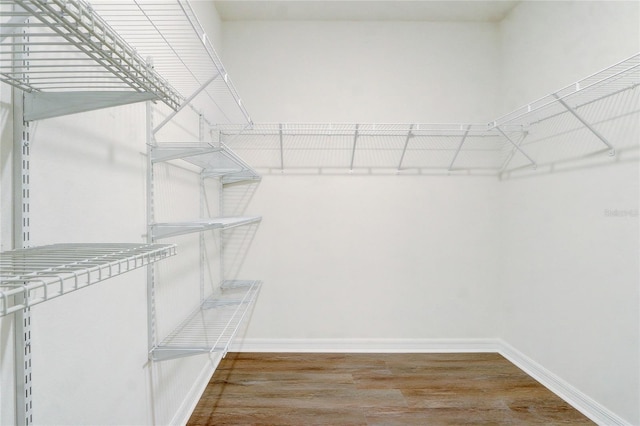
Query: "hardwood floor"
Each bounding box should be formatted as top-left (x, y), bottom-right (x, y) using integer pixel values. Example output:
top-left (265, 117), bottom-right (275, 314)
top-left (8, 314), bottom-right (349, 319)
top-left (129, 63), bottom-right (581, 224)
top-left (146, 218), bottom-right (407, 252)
top-left (187, 352), bottom-right (594, 425)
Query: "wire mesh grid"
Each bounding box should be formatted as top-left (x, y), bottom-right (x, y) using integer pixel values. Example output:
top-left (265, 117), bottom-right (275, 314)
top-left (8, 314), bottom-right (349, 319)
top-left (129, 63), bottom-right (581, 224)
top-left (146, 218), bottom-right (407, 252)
top-left (217, 123), bottom-right (512, 174)
top-left (1, 0), bottom-right (180, 108)
top-left (89, 0), bottom-right (251, 125)
top-left (0, 243), bottom-right (177, 316)
top-left (152, 280), bottom-right (261, 360)
top-left (152, 216), bottom-right (262, 240)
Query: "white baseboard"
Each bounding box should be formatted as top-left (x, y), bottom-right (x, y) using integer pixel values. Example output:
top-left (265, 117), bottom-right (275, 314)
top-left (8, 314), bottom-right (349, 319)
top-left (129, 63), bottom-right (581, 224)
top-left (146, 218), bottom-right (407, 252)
top-left (227, 337), bottom-right (632, 426)
top-left (229, 337), bottom-right (501, 353)
top-left (498, 341), bottom-right (631, 426)
top-left (170, 353), bottom-right (224, 426)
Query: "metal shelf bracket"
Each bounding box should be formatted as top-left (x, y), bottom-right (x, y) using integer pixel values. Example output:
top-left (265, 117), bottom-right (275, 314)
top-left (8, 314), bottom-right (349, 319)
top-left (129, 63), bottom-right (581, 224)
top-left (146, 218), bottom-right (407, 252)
top-left (24, 91), bottom-right (159, 121)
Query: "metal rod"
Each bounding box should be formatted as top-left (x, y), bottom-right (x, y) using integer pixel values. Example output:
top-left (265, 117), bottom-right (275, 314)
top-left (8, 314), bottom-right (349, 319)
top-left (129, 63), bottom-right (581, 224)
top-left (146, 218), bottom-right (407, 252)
top-left (279, 123), bottom-right (284, 171)
top-left (496, 126), bottom-right (536, 167)
top-left (153, 73), bottom-right (218, 134)
top-left (500, 131), bottom-right (529, 173)
top-left (448, 125), bottom-right (470, 171)
top-left (552, 93), bottom-right (615, 154)
top-left (349, 124), bottom-right (359, 171)
top-left (397, 124), bottom-right (414, 171)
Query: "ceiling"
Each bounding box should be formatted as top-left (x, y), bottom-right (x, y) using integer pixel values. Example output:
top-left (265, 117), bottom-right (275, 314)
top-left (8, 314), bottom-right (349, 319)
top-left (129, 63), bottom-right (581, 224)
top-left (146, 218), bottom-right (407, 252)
top-left (213, 1), bottom-right (521, 22)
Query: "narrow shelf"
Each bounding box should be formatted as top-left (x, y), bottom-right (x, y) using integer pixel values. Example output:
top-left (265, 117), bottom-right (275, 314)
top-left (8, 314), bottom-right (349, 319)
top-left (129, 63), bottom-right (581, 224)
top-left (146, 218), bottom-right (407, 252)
top-left (0, 243), bottom-right (177, 317)
top-left (151, 280), bottom-right (262, 362)
top-left (152, 217), bottom-right (262, 240)
top-left (151, 143), bottom-right (261, 183)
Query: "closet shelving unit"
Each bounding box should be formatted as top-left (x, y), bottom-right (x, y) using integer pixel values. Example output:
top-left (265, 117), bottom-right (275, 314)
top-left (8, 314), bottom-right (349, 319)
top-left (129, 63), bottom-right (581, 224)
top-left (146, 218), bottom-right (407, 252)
top-left (1, 0), bottom-right (262, 422)
top-left (79, 1), bottom-right (263, 361)
top-left (147, 139), bottom-right (262, 361)
top-left (218, 52), bottom-right (639, 177)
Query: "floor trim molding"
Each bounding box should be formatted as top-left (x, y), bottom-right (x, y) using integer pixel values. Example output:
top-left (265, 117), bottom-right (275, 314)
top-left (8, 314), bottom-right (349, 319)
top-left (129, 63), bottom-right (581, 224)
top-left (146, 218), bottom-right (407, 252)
top-left (498, 341), bottom-right (631, 426)
top-left (230, 337), bottom-right (501, 353)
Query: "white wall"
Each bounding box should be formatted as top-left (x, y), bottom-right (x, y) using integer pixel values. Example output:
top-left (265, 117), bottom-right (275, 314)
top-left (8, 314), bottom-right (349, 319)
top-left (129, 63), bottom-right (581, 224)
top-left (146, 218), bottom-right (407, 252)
top-left (221, 18), bottom-right (504, 345)
top-left (498, 1), bottom-right (639, 424)
top-left (222, 20), bottom-right (501, 123)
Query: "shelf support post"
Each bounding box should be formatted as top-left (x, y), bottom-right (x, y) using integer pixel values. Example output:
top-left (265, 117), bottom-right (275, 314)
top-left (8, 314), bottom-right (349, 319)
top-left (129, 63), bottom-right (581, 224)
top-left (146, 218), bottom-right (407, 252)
top-left (552, 93), bottom-right (615, 156)
top-left (397, 124), bottom-right (414, 171)
top-left (448, 125), bottom-right (471, 171)
top-left (496, 126), bottom-right (536, 168)
top-left (13, 19), bottom-right (34, 425)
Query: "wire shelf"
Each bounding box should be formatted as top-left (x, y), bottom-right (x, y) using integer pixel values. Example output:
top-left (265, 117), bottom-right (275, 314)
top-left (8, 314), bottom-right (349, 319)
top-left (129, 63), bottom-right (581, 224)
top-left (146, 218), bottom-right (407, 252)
top-left (151, 143), bottom-right (260, 182)
top-left (217, 123), bottom-right (518, 174)
top-left (0, 243), bottom-right (177, 317)
top-left (152, 216), bottom-right (262, 240)
top-left (217, 53), bottom-right (639, 175)
top-left (89, 0), bottom-right (251, 125)
top-left (0, 0), bottom-right (181, 109)
top-left (151, 280), bottom-right (262, 361)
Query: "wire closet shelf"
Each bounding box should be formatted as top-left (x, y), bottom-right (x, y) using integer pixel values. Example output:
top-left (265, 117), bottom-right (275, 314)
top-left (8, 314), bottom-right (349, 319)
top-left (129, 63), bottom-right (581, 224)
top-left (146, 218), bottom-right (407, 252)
top-left (1, 0), bottom-right (251, 125)
top-left (217, 53), bottom-right (640, 176)
top-left (0, 243), bottom-right (177, 317)
top-left (151, 280), bottom-right (262, 361)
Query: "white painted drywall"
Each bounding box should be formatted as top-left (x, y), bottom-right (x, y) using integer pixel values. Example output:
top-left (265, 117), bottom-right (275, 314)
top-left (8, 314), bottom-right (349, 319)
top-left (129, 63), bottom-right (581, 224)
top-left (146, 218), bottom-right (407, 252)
top-left (222, 20), bottom-right (501, 123)
top-left (221, 20), bottom-right (504, 340)
top-left (498, 1), bottom-right (640, 424)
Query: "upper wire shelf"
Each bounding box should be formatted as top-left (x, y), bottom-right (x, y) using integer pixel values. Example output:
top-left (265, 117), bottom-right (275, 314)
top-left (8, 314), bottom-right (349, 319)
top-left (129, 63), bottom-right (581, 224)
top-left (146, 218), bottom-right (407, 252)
top-left (1, 0), bottom-right (251, 125)
top-left (0, 243), bottom-right (177, 317)
top-left (152, 216), bottom-right (262, 240)
top-left (89, 0), bottom-right (252, 125)
top-left (217, 53), bottom-right (640, 176)
top-left (0, 0), bottom-right (181, 108)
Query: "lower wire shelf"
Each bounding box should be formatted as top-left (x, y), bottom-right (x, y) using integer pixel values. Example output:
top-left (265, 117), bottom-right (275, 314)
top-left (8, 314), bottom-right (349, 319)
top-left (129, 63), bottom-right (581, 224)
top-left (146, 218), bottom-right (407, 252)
top-left (0, 243), bottom-right (177, 317)
top-left (150, 280), bottom-right (262, 362)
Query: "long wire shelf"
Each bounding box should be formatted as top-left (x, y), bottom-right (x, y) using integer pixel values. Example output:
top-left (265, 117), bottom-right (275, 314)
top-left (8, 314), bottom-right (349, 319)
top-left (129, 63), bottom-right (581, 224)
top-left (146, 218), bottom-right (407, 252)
top-left (151, 143), bottom-right (261, 183)
top-left (0, 243), bottom-right (177, 317)
top-left (151, 280), bottom-right (262, 361)
top-left (1, 0), bottom-right (181, 109)
top-left (216, 53), bottom-right (640, 176)
top-left (152, 216), bottom-right (262, 240)
top-left (217, 122), bottom-right (522, 174)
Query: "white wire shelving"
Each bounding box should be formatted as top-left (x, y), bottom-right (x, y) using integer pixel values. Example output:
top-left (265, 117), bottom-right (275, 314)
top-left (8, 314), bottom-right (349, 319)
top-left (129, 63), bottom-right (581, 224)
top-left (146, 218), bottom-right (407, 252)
top-left (89, 0), bottom-right (252, 126)
top-left (152, 217), bottom-right (262, 240)
top-left (0, 243), bottom-right (176, 317)
top-left (151, 280), bottom-right (261, 361)
top-left (151, 143), bottom-right (261, 183)
top-left (1, 0), bottom-right (251, 125)
top-left (218, 53), bottom-right (640, 176)
top-left (0, 0), bottom-right (181, 119)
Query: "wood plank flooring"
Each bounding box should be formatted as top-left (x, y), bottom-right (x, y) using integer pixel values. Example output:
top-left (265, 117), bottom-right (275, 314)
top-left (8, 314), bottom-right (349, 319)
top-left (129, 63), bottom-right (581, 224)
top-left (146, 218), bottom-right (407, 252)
top-left (187, 352), bottom-right (594, 425)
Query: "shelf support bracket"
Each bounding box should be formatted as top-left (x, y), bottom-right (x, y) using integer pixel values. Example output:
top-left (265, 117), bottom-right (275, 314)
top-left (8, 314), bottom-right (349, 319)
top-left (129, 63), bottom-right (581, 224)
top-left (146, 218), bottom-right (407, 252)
top-left (397, 124), bottom-right (414, 171)
top-left (279, 123), bottom-right (284, 172)
top-left (552, 93), bottom-right (615, 156)
top-left (153, 73), bottom-right (219, 134)
top-left (24, 91), bottom-right (159, 121)
top-left (500, 131), bottom-right (529, 173)
top-left (448, 125), bottom-right (471, 171)
top-left (349, 124), bottom-right (359, 171)
top-left (496, 126), bottom-right (536, 168)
